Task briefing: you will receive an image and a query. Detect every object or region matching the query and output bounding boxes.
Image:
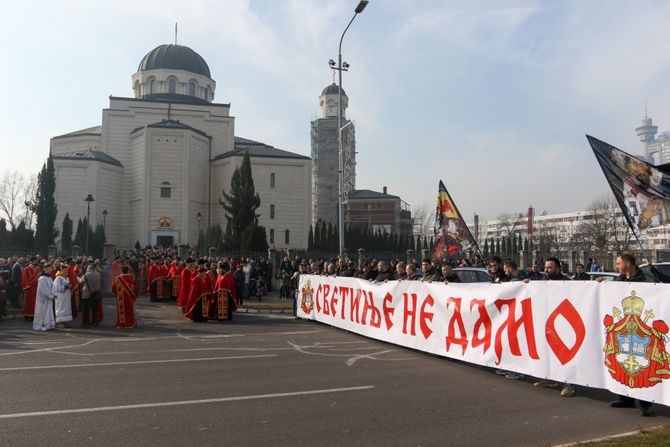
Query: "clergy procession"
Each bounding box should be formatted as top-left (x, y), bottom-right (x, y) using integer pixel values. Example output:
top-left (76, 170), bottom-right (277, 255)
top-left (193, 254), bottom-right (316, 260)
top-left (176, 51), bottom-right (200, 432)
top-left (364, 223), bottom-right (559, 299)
top-left (1, 253), bottom-right (240, 331)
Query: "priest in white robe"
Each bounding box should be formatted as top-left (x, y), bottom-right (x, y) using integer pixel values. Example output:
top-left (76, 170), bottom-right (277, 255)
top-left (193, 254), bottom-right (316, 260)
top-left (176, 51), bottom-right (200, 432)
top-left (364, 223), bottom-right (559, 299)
top-left (53, 265), bottom-right (73, 328)
top-left (32, 263), bottom-right (55, 331)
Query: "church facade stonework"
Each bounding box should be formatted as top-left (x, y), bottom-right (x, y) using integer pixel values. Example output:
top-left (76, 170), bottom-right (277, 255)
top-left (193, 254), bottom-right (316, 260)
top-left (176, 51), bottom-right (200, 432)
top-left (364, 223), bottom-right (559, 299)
top-left (50, 43), bottom-right (311, 250)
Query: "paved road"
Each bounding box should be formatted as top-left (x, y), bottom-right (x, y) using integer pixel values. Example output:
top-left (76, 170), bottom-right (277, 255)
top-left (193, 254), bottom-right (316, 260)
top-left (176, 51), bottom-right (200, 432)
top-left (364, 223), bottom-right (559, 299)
top-left (0, 297), bottom-right (667, 446)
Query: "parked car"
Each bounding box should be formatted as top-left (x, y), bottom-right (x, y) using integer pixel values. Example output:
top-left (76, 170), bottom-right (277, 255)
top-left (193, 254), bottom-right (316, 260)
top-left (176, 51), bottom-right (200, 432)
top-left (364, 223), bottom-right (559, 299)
top-left (454, 267), bottom-right (491, 283)
top-left (639, 262), bottom-right (670, 283)
top-left (583, 272), bottom-right (618, 282)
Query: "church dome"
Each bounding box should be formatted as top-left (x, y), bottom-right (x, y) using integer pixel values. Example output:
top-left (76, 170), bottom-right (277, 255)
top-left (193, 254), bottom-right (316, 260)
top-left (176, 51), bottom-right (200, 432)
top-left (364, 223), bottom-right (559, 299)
top-left (138, 44), bottom-right (211, 78)
top-left (321, 83), bottom-right (347, 97)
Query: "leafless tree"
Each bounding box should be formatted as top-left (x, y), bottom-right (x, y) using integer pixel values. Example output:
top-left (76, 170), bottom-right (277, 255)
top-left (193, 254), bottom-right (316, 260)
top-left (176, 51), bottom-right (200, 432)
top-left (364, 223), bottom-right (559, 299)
top-left (21, 173), bottom-right (38, 229)
top-left (0, 171), bottom-right (35, 229)
top-left (576, 194), bottom-right (632, 253)
top-left (497, 212), bottom-right (524, 240)
top-left (413, 203), bottom-right (434, 238)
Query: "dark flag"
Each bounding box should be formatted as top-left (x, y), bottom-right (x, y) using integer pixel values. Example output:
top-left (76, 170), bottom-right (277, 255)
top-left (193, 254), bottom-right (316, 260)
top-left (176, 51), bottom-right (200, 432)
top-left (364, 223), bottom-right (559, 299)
top-left (587, 135), bottom-right (670, 236)
top-left (433, 180), bottom-right (479, 260)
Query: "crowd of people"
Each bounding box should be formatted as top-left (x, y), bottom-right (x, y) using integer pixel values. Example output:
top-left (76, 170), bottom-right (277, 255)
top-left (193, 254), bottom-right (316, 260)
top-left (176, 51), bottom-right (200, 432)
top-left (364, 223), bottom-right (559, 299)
top-left (1, 247), bottom-right (665, 416)
top-left (0, 249), bottom-right (280, 330)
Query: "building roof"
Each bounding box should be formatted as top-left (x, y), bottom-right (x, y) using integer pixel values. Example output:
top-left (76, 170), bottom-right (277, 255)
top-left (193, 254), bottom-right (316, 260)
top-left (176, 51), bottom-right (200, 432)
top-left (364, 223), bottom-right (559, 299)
top-left (212, 137), bottom-right (310, 161)
top-left (321, 83), bottom-right (347, 97)
top-left (348, 189), bottom-right (399, 200)
top-left (138, 44), bottom-right (211, 78)
top-left (52, 125), bottom-right (102, 140)
top-left (109, 95), bottom-right (230, 108)
top-left (131, 119), bottom-right (210, 138)
top-left (51, 149), bottom-right (123, 167)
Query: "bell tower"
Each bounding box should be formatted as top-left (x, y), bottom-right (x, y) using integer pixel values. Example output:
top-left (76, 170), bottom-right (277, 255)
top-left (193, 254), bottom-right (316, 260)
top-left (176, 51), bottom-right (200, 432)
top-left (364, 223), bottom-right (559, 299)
top-left (319, 83), bottom-right (348, 119)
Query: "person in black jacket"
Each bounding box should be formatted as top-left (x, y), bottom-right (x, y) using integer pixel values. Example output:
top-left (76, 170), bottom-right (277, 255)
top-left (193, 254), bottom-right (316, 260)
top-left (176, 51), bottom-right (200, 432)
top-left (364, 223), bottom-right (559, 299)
top-left (440, 262), bottom-right (460, 283)
top-left (599, 252), bottom-right (653, 416)
top-left (374, 261), bottom-right (395, 282)
top-left (572, 263), bottom-right (590, 280)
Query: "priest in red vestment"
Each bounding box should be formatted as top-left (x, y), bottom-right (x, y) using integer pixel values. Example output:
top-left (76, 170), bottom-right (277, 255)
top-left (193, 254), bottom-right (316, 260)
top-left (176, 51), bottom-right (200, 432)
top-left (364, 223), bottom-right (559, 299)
top-left (211, 262), bottom-right (238, 321)
top-left (147, 259), bottom-right (161, 302)
top-left (185, 264), bottom-right (211, 323)
top-left (21, 258), bottom-right (40, 319)
top-left (178, 259), bottom-right (194, 310)
top-left (112, 266), bottom-right (139, 329)
top-left (158, 260), bottom-right (170, 300)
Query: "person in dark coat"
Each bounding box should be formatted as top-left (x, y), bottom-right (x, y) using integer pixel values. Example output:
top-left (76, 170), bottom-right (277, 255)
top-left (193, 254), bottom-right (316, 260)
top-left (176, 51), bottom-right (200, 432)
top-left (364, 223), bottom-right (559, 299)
top-left (572, 263), bottom-right (590, 280)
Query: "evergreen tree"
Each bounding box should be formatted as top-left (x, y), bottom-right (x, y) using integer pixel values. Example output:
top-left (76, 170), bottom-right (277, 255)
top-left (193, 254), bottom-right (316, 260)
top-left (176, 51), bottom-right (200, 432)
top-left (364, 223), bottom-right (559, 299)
top-left (320, 221), bottom-right (327, 250)
top-left (314, 220), bottom-right (322, 250)
top-left (308, 225), bottom-right (314, 250)
top-left (248, 225), bottom-right (269, 251)
top-left (92, 224), bottom-right (106, 258)
top-left (222, 222), bottom-right (233, 251)
top-left (74, 218), bottom-right (85, 248)
top-left (34, 157), bottom-right (59, 249)
top-left (326, 223), bottom-right (333, 251)
top-left (11, 220), bottom-right (34, 249)
top-left (134, 240), bottom-right (141, 251)
top-left (219, 151), bottom-right (263, 250)
top-left (61, 213), bottom-right (73, 254)
top-left (483, 239), bottom-right (489, 257)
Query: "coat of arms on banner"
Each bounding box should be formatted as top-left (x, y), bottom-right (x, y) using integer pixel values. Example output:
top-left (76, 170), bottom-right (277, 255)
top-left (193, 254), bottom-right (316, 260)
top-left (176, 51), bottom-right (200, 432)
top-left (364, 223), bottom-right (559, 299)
top-left (300, 279), bottom-right (314, 314)
top-left (603, 291), bottom-right (670, 388)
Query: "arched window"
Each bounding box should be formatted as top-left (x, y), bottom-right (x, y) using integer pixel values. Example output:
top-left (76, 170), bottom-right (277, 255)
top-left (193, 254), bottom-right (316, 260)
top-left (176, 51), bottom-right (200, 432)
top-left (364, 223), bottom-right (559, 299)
top-left (204, 86), bottom-right (209, 101)
top-left (270, 173), bottom-right (275, 188)
top-left (168, 78), bottom-right (177, 94)
top-left (160, 181), bottom-right (172, 198)
top-left (149, 79), bottom-right (156, 94)
top-left (189, 81), bottom-right (196, 96)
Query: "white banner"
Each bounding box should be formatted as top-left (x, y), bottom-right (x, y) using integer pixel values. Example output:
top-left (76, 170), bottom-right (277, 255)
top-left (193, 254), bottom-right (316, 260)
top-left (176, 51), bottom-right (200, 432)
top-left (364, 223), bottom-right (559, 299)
top-left (297, 275), bottom-right (670, 406)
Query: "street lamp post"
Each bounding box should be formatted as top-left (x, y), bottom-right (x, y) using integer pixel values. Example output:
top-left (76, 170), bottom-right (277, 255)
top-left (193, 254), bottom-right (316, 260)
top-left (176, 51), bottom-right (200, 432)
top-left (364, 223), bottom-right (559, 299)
top-left (330, 0), bottom-right (369, 258)
top-left (102, 209), bottom-right (108, 229)
top-left (84, 194), bottom-right (95, 254)
top-left (197, 212), bottom-right (202, 232)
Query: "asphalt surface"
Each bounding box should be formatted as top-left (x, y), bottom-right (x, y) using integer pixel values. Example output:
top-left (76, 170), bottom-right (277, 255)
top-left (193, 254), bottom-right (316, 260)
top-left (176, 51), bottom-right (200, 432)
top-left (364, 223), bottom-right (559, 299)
top-left (0, 295), bottom-right (668, 447)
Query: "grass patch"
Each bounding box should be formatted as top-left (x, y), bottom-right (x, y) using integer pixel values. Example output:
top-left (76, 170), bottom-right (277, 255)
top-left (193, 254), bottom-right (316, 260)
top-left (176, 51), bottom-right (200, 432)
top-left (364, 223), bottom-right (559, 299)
top-left (579, 425), bottom-right (670, 446)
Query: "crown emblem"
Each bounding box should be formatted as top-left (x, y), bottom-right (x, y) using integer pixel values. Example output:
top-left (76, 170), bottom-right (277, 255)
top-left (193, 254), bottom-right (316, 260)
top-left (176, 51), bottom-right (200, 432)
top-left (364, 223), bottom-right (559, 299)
top-left (622, 290), bottom-right (645, 316)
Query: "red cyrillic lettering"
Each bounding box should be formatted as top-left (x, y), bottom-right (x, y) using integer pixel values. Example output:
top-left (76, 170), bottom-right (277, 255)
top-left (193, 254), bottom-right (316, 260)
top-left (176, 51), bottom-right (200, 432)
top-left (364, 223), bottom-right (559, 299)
top-left (322, 284), bottom-right (331, 316)
top-left (546, 299), bottom-right (586, 365)
top-left (350, 289), bottom-right (362, 323)
top-left (446, 297), bottom-right (468, 354)
top-left (362, 291), bottom-right (381, 328)
top-left (419, 294), bottom-right (434, 339)
top-left (494, 298), bottom-right (539, 365)
top-left (382, 292), bottom-right (395, 330)
top-left (403, 293), bottom-right (418, 336)
top-left (470, 299), bottom-right (492, 353)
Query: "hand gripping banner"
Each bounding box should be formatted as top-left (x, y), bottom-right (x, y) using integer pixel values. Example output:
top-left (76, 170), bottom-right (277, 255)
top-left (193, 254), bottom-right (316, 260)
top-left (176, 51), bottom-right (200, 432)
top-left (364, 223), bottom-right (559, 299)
top-left (298, 275), bottom-right (670, 406)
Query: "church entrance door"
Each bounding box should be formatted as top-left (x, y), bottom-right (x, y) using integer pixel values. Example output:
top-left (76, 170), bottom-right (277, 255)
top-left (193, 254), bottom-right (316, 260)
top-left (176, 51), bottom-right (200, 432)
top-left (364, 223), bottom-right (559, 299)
top-left (157, 236), bottom-right (174, 248)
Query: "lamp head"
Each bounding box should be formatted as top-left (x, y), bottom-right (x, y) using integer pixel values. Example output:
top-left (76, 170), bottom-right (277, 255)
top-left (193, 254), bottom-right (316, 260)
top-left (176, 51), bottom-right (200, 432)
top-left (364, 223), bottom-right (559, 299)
top-left (342, 62), bottom-right (350, 69)
top-left (355, 0), bottom-right (369, 13)
top-left (328, 59), bottom-right (336, 67)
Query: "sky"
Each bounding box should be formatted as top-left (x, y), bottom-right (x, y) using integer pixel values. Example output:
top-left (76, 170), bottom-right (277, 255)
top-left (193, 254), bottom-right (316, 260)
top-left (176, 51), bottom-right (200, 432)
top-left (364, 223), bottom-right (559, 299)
top-left (2, 0), bottom-right (670, 223)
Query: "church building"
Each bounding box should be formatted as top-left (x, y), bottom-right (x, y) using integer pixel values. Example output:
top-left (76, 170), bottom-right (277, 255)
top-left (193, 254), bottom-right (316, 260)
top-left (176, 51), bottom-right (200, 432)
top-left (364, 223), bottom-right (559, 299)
top-left (50, 43), bottom-right (311, 250)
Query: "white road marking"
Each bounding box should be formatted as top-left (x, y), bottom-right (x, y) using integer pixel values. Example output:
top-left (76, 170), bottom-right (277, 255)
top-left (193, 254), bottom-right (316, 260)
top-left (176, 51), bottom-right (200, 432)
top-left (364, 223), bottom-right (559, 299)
top-left (0, 354), bottom-right (278, 371)
top-left (0, 385), bottom-right (374, 419)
